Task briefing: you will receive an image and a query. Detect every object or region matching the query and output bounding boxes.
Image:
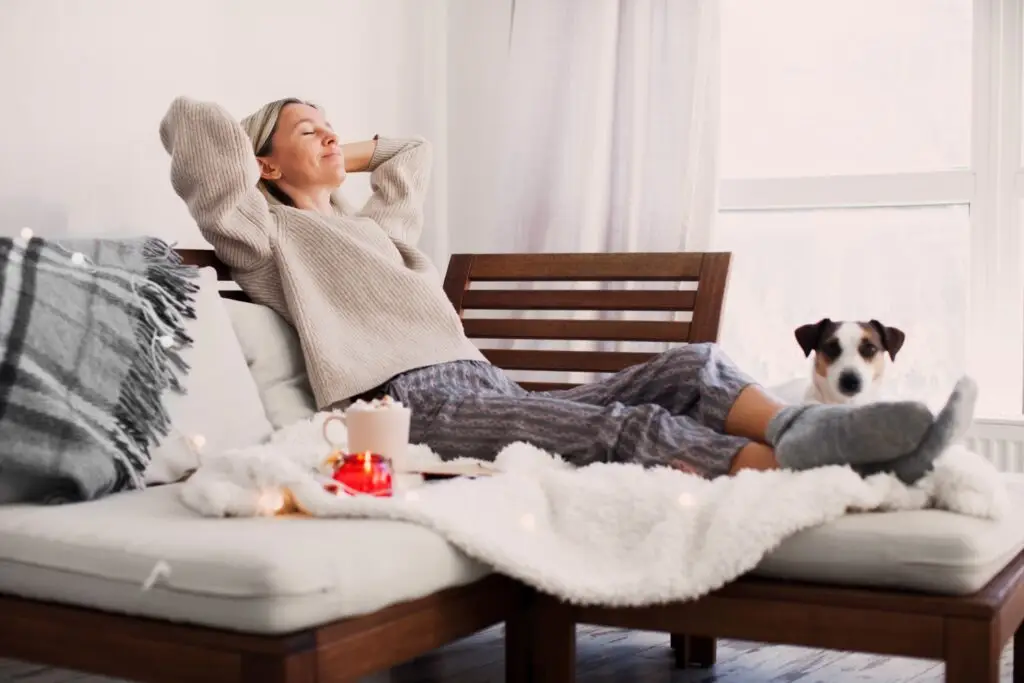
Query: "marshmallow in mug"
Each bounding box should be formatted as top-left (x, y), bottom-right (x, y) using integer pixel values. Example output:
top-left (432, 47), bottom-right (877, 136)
top-left (346, 395), bottom-right (404, 412)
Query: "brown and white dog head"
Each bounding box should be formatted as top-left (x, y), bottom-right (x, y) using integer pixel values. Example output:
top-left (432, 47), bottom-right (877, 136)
top-left (794, 319), bottom-right (906, 405)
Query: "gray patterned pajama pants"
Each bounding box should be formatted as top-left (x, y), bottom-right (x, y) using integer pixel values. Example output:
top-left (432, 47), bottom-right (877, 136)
top-left (371, 343), bottom-right (757, 478)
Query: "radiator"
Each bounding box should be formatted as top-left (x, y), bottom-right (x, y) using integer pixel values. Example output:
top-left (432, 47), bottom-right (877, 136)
top-left (964, 418), bottom-right (1024, 473)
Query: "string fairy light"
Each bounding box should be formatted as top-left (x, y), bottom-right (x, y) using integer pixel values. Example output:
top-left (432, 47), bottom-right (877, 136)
top-left (256, 488), bottom-right (286, 516)
top-left (141, 560), bottom-right (171, 591)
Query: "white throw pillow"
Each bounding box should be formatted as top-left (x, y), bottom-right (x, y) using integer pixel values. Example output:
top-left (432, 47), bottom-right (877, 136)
top-left (223, 299), bottom-right (318, 430)
top-left (144, 268), bottom-right (274, 484)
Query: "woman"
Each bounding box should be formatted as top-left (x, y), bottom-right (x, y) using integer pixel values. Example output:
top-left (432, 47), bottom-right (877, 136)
top-left (160, 96), bottom-right (975, 484)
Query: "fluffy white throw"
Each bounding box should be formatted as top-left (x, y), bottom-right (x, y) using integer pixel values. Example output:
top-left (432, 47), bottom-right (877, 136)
top-left (178, 412), bottom-right (1010, 606)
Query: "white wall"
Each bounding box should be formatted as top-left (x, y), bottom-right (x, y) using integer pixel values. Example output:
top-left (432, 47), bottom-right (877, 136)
top-left (0, 0), bottom-right (451, 262)
top-left (445, 0), bottom-right (513, 255)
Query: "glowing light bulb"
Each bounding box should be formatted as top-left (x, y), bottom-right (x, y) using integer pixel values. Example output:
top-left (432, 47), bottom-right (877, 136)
top-left (256, 488), bottom-right (285, 516)
top-left (159, 335), bottom-right (175, 349)
top-left (189, 434), bottom-right (206, 451)
top-left (19, 227), bottom-right (33, 240)
top-left (70, 252), bottom-right (85, 265)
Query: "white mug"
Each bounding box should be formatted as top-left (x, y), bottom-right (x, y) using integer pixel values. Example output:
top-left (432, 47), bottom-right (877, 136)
top-left (322, 402), bottom-right (411, 462)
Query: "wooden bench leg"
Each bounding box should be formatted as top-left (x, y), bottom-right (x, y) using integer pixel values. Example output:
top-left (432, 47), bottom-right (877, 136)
top-left (944, 617), bottom-right (999, 683)
top-left (1015, 620), bottom-right (1024, 683)
top-left (241, 651), bottom-right (318, 683)
top-left (670, 633), bottom-right (717, 669)
top-left (505, 607), bottom-right (532, 683)
top-left (529, 595), bottom-right (576, 683)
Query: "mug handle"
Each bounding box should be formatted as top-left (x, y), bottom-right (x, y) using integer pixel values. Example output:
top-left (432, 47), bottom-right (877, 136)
top-left (322, 413), bottom-right (347, 450)
top-left (321, 413), bottom-right (348, 471)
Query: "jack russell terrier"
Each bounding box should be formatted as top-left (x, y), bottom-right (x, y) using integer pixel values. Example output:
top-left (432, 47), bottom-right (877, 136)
top-left (769, 318), bottom-right (906, 406)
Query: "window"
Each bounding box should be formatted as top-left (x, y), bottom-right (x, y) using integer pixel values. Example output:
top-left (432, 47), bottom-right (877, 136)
top-left (715, 0), bottom-right (1024, 416)
top-left (712, 206), bottom-right (970, 410)
top-left (720, 0), bottom-right (972, 178)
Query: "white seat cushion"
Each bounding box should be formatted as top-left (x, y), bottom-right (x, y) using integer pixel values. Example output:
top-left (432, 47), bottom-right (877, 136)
top-left (753, 476), bottom-right (1024, 594)
top-left (3, 479), bottom-right (1022, 638)
top-left (0, 485), bottom-right (489, 634)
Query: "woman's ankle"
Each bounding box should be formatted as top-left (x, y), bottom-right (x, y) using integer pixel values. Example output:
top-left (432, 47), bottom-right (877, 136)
top-left (728, 442), bottom-right (779, 475)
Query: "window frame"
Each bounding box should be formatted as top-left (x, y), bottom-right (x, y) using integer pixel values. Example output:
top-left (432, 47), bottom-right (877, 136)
top-left (713, 0), bottom-right (1024, 417)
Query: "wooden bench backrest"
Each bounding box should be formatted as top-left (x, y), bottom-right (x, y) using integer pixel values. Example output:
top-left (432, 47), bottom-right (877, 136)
top-left (176, 249), bottom-right (250, 301)
top-left (442, 252), bottom-right (732, 391)
top-left (176, 249), bottom-right (732, 392)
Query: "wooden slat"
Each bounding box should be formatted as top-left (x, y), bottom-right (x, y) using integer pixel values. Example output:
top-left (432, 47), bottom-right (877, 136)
top-left (464, 318), bottom-right (690, 343)
top-left (467, 253), bottom-right (706, 281)
top-left (483, 349), bottom-right (654, 373)
top-left (462, 289), bottom-right (697, 311)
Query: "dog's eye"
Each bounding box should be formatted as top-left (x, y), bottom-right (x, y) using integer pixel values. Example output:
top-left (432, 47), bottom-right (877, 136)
top-left (859, 342), bottom-right (878, 358)
top-left (821, 339), bottom-right (842, 359)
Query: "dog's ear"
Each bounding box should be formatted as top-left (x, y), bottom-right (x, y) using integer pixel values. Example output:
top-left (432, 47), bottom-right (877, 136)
top-left (868, 320), bottom-right (906, 360)
top-left (794, 318), bottom-right (832, 357)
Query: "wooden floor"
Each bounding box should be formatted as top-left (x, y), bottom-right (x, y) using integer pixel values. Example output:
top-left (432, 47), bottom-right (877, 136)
top-left (0, 626), bottom-right (1015, 682)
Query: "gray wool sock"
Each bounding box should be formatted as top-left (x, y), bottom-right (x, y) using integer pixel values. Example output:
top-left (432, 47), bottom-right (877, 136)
top-left (767, 400), bottom-right (934, 471)
top-left (856, 377), bottom-right (978, 485)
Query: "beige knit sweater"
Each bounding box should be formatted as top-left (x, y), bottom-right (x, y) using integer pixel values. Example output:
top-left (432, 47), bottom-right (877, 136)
top-left (160, 96), bottom-right (486, 409)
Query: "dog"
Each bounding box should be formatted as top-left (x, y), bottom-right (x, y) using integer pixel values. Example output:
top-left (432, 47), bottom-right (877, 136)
top-left (769, 318), bottom-right (906, 405)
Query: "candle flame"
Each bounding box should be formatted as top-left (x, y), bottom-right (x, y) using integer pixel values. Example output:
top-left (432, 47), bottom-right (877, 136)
top-left (363, 452), bottom-right (372, 473)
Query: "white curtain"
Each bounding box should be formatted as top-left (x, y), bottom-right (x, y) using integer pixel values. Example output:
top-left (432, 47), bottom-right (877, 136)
top-left (493, 0), bottom-right (721, 255)
top-left (470, 0), bottom-right (721, 382)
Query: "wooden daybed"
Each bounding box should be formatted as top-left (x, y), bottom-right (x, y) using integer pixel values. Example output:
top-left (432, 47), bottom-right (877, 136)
top-left (1, 249), bottom-right (1022, 683)
top-left (0, 248), bottom-right (529, 683)
top-left (441, 251), bottom-right (1024, 683)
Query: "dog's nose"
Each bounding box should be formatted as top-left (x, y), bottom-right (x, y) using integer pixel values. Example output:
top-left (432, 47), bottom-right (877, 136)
top-left (837, 370), bottom-right (862, 396)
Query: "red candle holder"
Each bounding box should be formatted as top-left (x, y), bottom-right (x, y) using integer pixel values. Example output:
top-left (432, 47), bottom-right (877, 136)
top-left (330, 452), bottom-right (393, 497)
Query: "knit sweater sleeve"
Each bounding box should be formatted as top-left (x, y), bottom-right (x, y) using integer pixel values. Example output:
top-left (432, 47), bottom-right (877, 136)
top-left (159, 96), bottom-right (274, 272)
top-left (358, 137), bottom-right (432, 245)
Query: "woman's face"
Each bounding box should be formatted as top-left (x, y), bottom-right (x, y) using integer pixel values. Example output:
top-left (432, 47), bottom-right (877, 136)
top-left (258, 103), bottom-right (346, 190)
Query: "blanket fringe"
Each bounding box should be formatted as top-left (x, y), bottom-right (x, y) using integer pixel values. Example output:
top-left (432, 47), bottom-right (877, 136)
top-left (110, 238), bottom-right (199, 487)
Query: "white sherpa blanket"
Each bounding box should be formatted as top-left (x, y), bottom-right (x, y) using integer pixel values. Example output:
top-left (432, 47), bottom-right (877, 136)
top-left (177, 412), bottom-right (1011, 606)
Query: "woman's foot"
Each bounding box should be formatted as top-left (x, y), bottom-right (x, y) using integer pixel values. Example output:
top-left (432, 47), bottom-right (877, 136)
top-left (766, 399), bottom-right (934, 471)
top-left (856, 376), bottom-right (978, 484)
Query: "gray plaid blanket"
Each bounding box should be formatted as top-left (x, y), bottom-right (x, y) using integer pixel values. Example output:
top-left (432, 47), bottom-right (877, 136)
top-left (0, 236), bottom-right (197, 503)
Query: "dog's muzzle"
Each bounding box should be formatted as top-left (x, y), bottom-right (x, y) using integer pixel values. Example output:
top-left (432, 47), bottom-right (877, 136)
top-left (837, 370), bottom-right (862, 396)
